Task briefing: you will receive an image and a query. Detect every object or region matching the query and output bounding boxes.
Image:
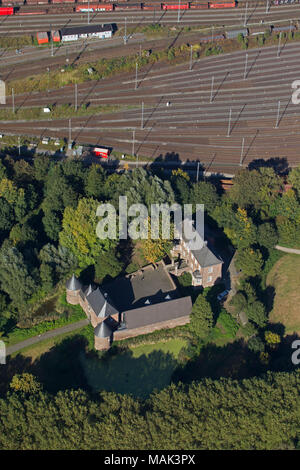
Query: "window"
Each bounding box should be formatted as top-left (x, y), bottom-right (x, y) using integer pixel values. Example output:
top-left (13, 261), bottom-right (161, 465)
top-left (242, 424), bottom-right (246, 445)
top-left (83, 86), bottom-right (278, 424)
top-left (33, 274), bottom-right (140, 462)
top-left (208, 267), bottom-right (213, 273)
top-left (207, 276), bottom-right (212, 283)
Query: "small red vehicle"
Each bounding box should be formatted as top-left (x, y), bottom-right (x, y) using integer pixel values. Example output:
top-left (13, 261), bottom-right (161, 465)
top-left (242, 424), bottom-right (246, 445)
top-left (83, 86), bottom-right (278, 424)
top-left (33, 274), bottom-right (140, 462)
top-left (93, 147), bottom-right (110, 158)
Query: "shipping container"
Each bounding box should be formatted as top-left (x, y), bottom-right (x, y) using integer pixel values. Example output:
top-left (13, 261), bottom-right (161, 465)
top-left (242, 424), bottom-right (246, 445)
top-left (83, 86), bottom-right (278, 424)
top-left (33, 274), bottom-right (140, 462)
top-left (162, 3), bottom-right (189, 9)
top-left (114, 2), bottom-right (142, 8)
top-left (209, 2), bottom-right (236, 7)
top-left (52, 30), bottom-right (61, 42)
top-left (93, 147), bottom-right (110, 158)
top-left (76, 3), bottom-right (113, 10)
top-left (37, 31), bottom-right (49, 44)
top-left (190, 3), bottom-right (209, 8)
top-left (0, 6), bottom-right (14, 14)
top-left (142, 3), bottom-right (160, 9)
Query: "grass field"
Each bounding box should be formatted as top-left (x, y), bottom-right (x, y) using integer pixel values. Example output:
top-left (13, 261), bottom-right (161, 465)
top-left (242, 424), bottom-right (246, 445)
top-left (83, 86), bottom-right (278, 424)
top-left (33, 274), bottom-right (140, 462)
top-left (267, 254), bottom-right (300, 333)
top-left (79, 338), bottom-right (187, 398)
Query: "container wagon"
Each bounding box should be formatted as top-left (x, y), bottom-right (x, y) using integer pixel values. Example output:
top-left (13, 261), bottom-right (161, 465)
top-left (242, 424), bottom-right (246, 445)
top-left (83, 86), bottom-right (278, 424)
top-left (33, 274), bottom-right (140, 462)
top-left (36, 31), bottom-right (48, 44)
top-left (162, 3), bottom-right (190, 9)
top-left (210, 2), bottom-right (236, 7)
top-left (190, 3), bottom-right (209, 8)
top-left (114, 2), bottom-right (141, 9)
top-left (272, 24), bottom-right (296, 33)
top-left (76, 3), bottom-right (113, 10)
top-left (226, 28), bottom-right (248, 39)
top-left (200, 33), bottom-right (225, 42)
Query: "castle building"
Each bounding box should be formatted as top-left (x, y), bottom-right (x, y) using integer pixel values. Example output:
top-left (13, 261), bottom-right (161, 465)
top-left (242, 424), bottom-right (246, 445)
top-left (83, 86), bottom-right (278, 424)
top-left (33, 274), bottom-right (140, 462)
top-left (66, 220), bottom-right (223, 350)
top-left (66, 262), bottom-right (193, 350)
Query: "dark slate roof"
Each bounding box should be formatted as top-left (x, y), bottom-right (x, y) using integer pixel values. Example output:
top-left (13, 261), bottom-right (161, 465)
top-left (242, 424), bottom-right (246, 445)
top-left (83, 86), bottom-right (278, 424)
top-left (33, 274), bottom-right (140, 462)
top-left (191, 243), bottom-right (222, 268)
top-left (181, 219), bottom-right (222, 268)
top-left (84, 284), bottom-right (93, 297)
top-left (102, 263), bottom-right (178, 312)
top-left (94, 320), bottom-right (112, 338)
top-left (60, 24), bottom-right (113, 36)
top-left (66, 274), bottom-right (82, 291)
top-left (122, 296), bottom-right (192, 330)
top-left (86, 287), bottom-right (119, 318)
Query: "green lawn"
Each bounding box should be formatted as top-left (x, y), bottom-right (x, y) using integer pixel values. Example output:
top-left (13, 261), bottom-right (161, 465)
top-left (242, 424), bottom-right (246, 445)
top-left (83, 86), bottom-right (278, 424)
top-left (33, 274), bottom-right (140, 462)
top-left (80, 338), bottom-right (187, 398)
top-left (267, 254), bottom-right (300, 333)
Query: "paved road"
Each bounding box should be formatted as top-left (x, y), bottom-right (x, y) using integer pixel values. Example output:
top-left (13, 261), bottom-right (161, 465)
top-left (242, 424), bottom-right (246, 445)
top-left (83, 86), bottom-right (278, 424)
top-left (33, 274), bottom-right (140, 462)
top-left (5, 318), bottom-right (89, 356)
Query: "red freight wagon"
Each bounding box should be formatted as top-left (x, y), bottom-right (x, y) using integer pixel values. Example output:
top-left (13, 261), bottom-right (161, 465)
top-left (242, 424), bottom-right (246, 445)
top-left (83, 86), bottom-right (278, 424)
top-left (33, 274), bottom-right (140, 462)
top-left (36, 31), bottom-right (48, 44)
top-left (162, 3), bottom-right (189, 9)
top-left (0, 7), bottom-right (14, 14)
top-left (93, 147), bottom-right (110, 158)
top-left (52, 30), bottom-right (61, 42)
top-left (209, 2), bottom-right (236, 7)
top-left (190, 2), bottom-right (209, 8)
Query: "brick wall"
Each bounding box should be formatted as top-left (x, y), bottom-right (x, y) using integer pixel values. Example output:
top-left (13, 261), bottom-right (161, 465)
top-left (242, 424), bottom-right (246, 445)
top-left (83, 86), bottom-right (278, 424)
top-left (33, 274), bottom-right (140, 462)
top-left (113, 315), bottom-right (190, 341)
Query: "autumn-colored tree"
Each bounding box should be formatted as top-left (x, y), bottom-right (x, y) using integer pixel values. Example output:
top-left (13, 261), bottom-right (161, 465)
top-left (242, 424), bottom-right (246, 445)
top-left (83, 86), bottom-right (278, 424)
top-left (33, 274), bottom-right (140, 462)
top-left (10, 373), bottom-right (42, 394)
top-left (59, 198), bottom-right (116, 268)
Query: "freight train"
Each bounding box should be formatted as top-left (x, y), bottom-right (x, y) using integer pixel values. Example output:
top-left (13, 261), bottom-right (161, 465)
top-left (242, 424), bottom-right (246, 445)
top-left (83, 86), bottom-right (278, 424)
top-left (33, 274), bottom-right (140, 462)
top-left (0, 0), bottom-right (298, 15)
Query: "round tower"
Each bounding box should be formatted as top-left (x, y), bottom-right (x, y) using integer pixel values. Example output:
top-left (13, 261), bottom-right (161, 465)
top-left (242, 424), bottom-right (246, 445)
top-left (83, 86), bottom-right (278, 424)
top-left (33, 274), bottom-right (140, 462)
top-left (66, 274), bottom-right (82, 305)
top-left (94, 321), bottom-right (112, 350)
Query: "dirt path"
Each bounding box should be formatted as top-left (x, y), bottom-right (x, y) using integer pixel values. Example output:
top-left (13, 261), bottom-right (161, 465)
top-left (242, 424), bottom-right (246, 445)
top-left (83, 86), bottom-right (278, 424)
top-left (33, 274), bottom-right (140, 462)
top-left (275, 245), bottom-right (300, 255)
top-left (5, 318), bottom-right (89, 356)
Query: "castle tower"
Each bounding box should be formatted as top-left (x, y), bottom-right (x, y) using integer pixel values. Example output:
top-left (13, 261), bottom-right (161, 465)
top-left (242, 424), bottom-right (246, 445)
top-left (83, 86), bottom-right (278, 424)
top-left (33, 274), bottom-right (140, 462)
top-left (66, 274), bottom-right (82, 305)
top-left (94, 320), bottom-right (113, 350)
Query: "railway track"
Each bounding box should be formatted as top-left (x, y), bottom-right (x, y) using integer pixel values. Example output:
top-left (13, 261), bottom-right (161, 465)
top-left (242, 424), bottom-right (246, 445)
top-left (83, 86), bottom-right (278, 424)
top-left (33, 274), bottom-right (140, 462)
top-left (1, 40), bottom-right (300, 173)
top-left (0, 4), bottom-right (300, 34)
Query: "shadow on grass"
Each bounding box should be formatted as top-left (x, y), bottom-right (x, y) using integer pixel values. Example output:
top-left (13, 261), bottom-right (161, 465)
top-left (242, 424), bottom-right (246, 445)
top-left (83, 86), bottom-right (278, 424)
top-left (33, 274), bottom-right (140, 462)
top-left (79, 347), bottom-right (179, 399)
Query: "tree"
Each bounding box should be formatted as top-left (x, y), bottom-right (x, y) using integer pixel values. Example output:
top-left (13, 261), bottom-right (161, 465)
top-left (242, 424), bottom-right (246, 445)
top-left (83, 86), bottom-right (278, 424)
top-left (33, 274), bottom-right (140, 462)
top-left (0, 197), bottom-right (14, 233)
top-left (95, 249), bottom-right (124, 282)
top-left (59, 198), bottom-right (115, 268)
top-left (246, 301), bottom-right (268, 328)
top-left (288, 165), bottom-right (300, 197)
top-left (248, 336), bottom-right (265, 353)
top-left (257, 222), bottom-right (278, 249)
top-left (230, 291), bottom-right (247, 312)
top-left (85, 164), bottom-right (106, 199)
top-left (170, 173), bottom-right (190, 205)
top-left (0, 246), bottom-right (36, 308)
top-left (235, 247), bottom-right (263, 277)
top-left (39, 243), bottom-right (78, 282)
top-left (10, 373), bottom-right (42, 394)
top-left (140, 217), bottom-right (173, 265)
top-left (189, 294), bottom-right (214, 339)
top-left (189, 181), bottom-right (219, 215)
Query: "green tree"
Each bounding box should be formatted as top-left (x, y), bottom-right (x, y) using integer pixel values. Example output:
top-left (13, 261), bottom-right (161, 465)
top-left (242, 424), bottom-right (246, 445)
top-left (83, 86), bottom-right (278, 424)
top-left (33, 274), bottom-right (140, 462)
top-left (189, 294), bottom-right (214, 339)
top-left (189, 180), bottom-right (219, 215)
top-left (0, 246), bottom-right (36, 308)
top-left (85, 164), bottom-right (106, 199)
top-left (235, 247), bottom-right (263, 277)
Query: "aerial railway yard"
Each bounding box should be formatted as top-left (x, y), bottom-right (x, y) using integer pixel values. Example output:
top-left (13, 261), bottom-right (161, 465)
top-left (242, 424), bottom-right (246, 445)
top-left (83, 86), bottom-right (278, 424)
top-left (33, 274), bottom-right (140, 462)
top-left (1, 39), bottom-right (300, 174)
top-left (0, 1), bottom-right (300, 174)
top-left (0, 2), bottom-right (300, 34)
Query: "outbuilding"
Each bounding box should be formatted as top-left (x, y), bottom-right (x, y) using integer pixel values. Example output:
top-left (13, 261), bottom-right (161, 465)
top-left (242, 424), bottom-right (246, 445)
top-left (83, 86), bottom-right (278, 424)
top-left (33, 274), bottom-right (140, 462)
top-left (60, 24), bottom-right (113, 42)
